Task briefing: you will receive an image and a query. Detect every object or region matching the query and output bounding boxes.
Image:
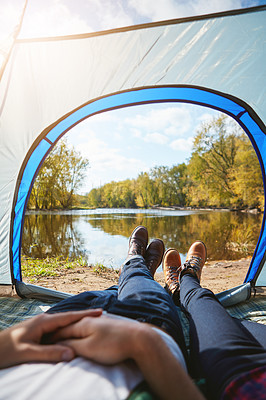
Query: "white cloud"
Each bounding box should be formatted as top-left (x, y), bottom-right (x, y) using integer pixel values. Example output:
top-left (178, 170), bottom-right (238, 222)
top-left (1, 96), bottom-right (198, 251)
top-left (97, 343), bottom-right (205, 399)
top-left (126, 106), bottom-right (192, 137)
top-left (197, 112), bottom-right (216, 124)
top-left (170, 137), bottom-right (194, 151)
top-left (193, 111), bottom-right (222, 134)
top-left (144, 132), bottom-right (168, 144)
top-left (74, 131), bottom-right (147, 188)
top-left (131, 128), bottom-right (142, 138)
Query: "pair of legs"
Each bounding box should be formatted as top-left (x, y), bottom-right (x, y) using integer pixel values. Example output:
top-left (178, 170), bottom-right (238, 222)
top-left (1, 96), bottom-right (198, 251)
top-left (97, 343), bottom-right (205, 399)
top-left (49, 226), bottom-right (266, 398)
top-left (164, 244), bottom-right (266, 399)
top-left (48, 227), bottom-right (187, 360)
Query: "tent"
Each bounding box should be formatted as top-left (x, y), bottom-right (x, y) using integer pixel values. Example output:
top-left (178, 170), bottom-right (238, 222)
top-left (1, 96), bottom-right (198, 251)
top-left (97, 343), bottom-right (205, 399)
top-left (0, 4), bottom-right (265, 302)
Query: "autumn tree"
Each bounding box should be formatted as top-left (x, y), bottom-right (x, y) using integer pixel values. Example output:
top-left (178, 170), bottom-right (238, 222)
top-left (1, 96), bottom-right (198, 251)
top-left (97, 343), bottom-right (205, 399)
top-left (28, 139), bottom-right (89, 209)
top-left (230, 133), bottom-right (263, 209)
top-left (135, 172), bottom-right (154, 208)
top-left (188, 115), bottom-right (239, 206)
top-left (150, 164), bottom-right (189, 206)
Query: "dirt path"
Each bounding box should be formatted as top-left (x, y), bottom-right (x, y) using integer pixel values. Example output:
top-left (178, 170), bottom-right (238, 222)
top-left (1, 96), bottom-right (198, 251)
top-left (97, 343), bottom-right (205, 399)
top-left (24, 258), bottom-right (251, 295)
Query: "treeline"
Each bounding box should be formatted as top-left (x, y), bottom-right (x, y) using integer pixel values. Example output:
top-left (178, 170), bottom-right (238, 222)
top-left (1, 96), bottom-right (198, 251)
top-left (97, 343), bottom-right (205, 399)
top-left (28, 115), bottom-right (264, 211)
top-left (87, 115), bottom-right (264, 210)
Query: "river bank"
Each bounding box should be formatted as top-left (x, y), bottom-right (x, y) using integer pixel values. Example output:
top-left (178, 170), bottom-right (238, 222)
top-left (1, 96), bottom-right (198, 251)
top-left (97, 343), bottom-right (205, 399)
top-left (27, 205), bottom-right (262, 214)
top-left (151, 205), bottom-right (262, 214)
top-left (23, 257), bottom-right (251, 295)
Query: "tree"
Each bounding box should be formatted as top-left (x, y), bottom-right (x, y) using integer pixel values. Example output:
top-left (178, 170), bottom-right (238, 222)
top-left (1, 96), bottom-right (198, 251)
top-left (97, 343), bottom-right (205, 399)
top-left (150, 164), bottom-right (189, 206)
top-left (188, 115), bottom-right (238, 206)
top-left (28, 139), bottom-right (89, 209)
top-left (230, 134), bottom-right (263, 208)
top-left (135, 172), bottom-right (154, 208)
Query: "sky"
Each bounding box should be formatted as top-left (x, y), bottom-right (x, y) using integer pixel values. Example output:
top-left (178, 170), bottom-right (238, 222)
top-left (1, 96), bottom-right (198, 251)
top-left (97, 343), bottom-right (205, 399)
top-left (0, 0), bottom-right (265, 192)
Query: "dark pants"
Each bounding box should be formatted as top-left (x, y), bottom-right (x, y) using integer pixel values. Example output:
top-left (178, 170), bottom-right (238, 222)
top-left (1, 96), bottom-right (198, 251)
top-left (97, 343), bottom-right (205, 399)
top-left (180, 274), bottom-right (266, 399)
top-left (48, 255), bottom-right (187, 361)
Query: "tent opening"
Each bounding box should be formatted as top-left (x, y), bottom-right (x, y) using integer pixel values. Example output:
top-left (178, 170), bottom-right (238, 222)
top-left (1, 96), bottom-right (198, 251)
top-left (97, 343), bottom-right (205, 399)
top-left (13, 85), bottom-right (266, 296)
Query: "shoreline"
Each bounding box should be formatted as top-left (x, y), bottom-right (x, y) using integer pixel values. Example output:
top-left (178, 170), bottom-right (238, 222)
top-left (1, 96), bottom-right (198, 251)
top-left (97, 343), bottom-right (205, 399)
top-left (23, 257), bottom-right (251, 295)
top-left (151, 205), bottom-right (262, 214)
top-left (26, 206), bottom-right (262, 214)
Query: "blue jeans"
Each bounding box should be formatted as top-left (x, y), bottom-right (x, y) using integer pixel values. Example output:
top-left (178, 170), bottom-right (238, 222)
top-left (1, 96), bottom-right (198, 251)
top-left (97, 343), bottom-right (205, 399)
top-left (180, 274), bottom-right (266, 399)
top-left (48, 255), bottom-right (187, 361)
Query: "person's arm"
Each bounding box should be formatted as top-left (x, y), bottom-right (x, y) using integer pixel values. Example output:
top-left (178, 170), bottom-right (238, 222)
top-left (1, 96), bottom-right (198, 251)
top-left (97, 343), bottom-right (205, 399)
top-left (53, 315), bottom-right (205, 400)
top-left (0, 309), bottom-right (102, 369)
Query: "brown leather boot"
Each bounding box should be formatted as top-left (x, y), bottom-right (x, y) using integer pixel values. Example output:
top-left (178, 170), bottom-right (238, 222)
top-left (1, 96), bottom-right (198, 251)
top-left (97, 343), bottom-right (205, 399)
top-left (162, 248), bottom-right (181, 295)
top-left (181, 241), bottom-right (207, 282)
top-left (145, 239), bottom-right (165, 277)
top-left (126, 226), bottom-right (148, 260)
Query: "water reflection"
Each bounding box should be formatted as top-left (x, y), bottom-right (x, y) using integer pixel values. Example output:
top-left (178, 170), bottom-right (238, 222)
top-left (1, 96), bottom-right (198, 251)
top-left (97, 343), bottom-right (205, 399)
top-left (22, 209), bottom-right (263, 268)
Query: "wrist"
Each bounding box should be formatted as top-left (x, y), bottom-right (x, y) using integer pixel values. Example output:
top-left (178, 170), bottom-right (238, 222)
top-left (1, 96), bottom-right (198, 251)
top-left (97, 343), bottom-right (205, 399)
top-left (128, 323), bottom-right (159, 363)
top-left (0, 328), bottom-right (21, 369)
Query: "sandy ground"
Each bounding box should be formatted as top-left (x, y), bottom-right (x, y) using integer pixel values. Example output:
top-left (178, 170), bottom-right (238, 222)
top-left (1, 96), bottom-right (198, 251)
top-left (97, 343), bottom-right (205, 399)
top-left (24, 258), bottom-right (251, 295)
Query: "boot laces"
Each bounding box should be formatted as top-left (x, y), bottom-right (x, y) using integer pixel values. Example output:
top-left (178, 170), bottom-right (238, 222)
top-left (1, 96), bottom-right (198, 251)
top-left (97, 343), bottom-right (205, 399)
top-left (183, 256), bottom-right (202, 274)
top-left (167, 265), bottom-right (180, 290)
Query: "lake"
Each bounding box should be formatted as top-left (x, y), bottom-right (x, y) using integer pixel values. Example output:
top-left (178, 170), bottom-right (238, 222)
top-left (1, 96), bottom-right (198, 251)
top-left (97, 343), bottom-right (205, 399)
top-left (22, 208), bottom-right (263, 270)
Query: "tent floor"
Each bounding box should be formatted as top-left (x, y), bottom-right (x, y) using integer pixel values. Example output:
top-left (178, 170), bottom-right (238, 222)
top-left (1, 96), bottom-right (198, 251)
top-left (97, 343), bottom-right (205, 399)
top-left (1, 293), bottom-right (265, 333)
top-left (0, 294), bottom-right (265, 399)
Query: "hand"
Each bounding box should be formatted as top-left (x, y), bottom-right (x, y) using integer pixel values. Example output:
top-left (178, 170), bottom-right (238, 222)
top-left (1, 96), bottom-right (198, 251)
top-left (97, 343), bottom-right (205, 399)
top-left (0, 309), bottom-right (102, 369)
top-left (52, 314), bottom-right (143, 365)
top-left (53, 315), bottom-right (205, 400)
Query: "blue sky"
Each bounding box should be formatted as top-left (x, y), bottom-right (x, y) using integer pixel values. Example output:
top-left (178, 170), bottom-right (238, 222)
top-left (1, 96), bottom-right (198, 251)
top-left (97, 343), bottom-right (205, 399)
top-left (67, 103), bottom-right (217, 191)
top-left (0, 0), bottom-right (265, 192)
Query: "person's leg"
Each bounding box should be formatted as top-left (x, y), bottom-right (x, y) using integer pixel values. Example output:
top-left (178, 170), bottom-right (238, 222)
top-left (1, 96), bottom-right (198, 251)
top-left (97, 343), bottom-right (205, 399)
top-left (179, 244), bottom-right (266, 399)
top-left (116, 254), bottom-right (187, 356)
top-left (111, 228), bottom-right (187, 358)
top-left (48, 226), bottom-right (187, 361)
top-left (47, 225), bottom-right (149, 314)
top-left (47, 285), bottom-right (118, 313)
top-left (238, 318), bottom-right (266, 348)
top-left (48, 226), bottom-right (187, 360)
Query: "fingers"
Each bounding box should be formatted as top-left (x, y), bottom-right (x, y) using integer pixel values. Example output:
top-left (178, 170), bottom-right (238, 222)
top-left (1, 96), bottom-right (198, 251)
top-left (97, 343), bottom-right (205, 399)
top-left (38, 309), bottom-right (103, 334)
top-left (58, 338), bottom-right (88, 359)
top-left (25, 343), bottom-right (75, 363)
top-left (51, 317), bottom-right (92, 342)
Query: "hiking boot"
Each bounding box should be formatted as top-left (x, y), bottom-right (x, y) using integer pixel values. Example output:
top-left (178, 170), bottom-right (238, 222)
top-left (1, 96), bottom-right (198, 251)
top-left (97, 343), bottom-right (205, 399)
top-left (180, 241), bottom-right (207, 282)
top-left (126, 225), bottom-right (148, 260)
top-left (145, 239), bottom-right (165, 277)
top-left (163, 248), bottom-right (181, 295)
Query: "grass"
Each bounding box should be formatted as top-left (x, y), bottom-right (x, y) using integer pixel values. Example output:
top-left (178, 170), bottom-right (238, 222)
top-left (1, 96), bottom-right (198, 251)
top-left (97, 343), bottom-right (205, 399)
top-left (21, 255), bottom-right (119, 280)
top-left (21, 255), bottom-right (87, 278)
top-left (92, 263), bottom-right (119, 276)
top-left (227, 225), bottom-right (255, 256)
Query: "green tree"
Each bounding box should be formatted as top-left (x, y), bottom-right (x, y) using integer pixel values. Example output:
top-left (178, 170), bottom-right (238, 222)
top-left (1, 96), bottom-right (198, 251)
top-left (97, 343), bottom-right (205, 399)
top-left (151, 164), bottom-right (189, 206)
top-left (188, 115), bottom-right (238, 206)
top-left (135, 172), bottom-right (155, 208)
top-left (87, 188), bottom-right (102, 208)
top-left (28, 139), bottom-right (89, 209)
top-left (231, 134), bottom-right (263, 208)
